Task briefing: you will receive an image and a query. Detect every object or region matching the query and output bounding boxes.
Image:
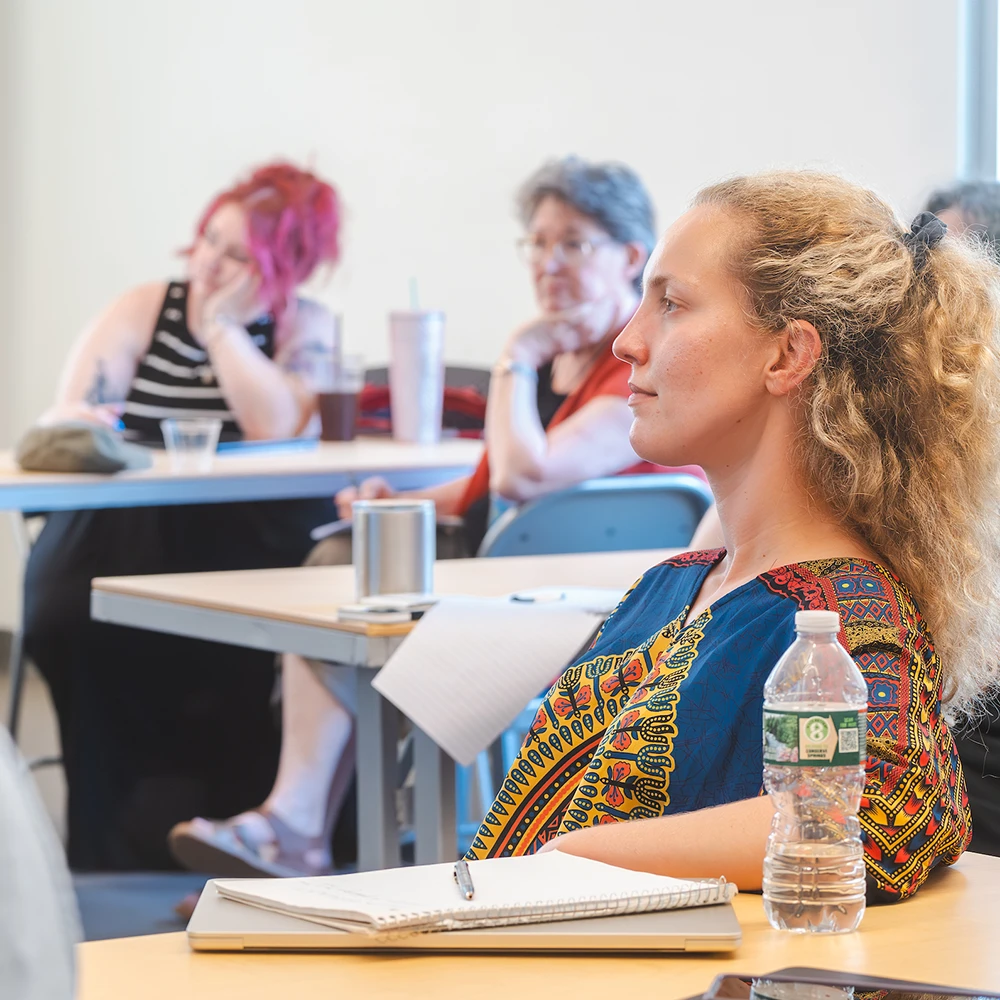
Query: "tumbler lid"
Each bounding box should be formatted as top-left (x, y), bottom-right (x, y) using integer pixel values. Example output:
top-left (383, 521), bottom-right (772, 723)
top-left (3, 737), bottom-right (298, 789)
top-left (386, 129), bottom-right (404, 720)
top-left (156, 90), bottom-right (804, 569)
top-left (351, 498), bottom-right (435, 513)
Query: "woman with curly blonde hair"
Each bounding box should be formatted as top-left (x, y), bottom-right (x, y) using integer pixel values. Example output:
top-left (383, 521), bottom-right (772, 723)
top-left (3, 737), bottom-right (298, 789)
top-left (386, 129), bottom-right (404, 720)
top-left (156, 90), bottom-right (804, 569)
top-left (467, 171), bottom-right (1000, 902)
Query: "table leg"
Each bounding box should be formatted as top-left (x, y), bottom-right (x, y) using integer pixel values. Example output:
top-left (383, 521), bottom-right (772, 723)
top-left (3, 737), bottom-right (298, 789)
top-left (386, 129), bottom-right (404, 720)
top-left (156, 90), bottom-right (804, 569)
top-left (355, 678), bottom-right (401, 871)
top-left (413, 725), bottom-right (457, 865)
top-left (5, 513), bottom-right (37, 752)
top-left (5, 627), bottom-right (26, 741)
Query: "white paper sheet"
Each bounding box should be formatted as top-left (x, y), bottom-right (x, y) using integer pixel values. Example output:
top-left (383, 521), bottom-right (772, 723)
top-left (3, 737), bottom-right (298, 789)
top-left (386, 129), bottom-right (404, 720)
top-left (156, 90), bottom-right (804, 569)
top-left (371, 594), bottom-right (615, 765)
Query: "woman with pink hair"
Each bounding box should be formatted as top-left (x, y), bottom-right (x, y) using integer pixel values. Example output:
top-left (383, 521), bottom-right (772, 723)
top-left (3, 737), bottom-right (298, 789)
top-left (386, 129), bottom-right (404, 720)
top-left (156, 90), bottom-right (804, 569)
top-left (24, 162), bottom-right (342, 870)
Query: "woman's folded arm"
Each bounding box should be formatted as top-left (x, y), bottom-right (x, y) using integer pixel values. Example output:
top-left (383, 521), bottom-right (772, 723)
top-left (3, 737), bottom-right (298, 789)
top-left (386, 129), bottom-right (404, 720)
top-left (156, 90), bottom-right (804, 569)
top-left (542, 796), bottom-right (774, 889)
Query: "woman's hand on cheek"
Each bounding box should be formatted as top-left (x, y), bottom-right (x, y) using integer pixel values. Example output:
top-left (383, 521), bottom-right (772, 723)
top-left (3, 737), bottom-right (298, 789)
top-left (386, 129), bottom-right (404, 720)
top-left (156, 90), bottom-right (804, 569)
top-left (505, 297), bottom-right (620, 367)
top-left (200, 267), bottom-right (264, 337)
top-left (504, 318), bottom-right (564, 368)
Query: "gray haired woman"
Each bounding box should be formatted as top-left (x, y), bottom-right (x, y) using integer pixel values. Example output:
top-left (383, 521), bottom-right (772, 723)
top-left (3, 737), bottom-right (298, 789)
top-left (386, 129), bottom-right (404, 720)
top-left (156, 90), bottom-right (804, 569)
top-left (332, 154), bottom-right (669, 552)
top-left (926, 179), bottom-right (1000, 258)
top-left (167, 157), bottom-right (703, 886)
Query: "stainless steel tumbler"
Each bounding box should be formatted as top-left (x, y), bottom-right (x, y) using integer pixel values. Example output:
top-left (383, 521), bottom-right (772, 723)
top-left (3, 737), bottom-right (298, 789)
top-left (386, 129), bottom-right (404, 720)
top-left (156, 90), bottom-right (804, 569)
top-left (352, 498), bottom-right (436, 599)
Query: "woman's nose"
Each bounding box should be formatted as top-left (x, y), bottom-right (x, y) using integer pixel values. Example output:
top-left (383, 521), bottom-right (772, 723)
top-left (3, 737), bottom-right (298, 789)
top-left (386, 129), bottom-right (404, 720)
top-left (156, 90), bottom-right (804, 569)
top-left (535, 249), bottom-right (565, 277)
top-left (548, 246), bottom-right (569, 270)
top-left (613, 311), bottom-right (647, 366)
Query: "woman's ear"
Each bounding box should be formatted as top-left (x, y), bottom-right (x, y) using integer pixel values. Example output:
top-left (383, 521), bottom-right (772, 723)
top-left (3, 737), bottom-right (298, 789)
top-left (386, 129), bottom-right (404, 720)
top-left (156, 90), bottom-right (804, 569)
top-left (763, 319), bottom-right (822, 397)
top-left (622, 242), bottom-right (648, 285)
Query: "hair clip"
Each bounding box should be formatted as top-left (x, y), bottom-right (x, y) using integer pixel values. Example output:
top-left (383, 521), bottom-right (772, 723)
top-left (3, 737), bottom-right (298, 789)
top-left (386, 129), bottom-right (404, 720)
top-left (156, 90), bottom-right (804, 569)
top-left (902, 211), bottom-right (948, 272)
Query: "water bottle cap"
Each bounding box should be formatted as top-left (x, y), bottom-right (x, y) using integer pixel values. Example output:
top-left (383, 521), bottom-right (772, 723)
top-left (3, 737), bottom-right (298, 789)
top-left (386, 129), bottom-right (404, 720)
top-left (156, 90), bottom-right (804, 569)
top-left (794, 610), bottom-right (841, 633)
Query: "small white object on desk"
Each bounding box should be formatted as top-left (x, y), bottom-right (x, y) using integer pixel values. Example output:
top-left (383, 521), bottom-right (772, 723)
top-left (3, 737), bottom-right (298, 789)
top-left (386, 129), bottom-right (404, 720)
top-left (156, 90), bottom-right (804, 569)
top-left (336, 607), bottom-right (413, 624)
top-left (337, 592), bottom-right (439, 624)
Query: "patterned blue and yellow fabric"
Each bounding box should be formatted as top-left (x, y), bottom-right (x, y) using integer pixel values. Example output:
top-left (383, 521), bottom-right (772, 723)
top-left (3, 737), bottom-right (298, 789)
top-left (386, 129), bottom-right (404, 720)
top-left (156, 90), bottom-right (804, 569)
top-left (467, 550), bottom-right (971, 900)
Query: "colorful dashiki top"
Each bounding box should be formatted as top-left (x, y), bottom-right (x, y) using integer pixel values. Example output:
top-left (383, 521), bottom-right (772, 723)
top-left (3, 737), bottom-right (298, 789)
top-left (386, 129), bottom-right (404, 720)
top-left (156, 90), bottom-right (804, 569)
top-left (467, 549), bottom-right (971, 901)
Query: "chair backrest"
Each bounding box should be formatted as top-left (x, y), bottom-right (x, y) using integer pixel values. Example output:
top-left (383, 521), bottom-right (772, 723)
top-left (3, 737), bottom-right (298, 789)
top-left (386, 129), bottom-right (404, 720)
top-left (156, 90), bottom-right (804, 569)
top-left (477, 473), bottom-right (713, 558)
top-left (365, 365), bottom-right (492, 398)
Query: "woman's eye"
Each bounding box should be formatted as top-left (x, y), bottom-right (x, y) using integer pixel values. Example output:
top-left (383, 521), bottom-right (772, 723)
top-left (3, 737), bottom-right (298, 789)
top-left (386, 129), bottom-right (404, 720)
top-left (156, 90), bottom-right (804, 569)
top-left (226, 250), bottom-right (249, 264)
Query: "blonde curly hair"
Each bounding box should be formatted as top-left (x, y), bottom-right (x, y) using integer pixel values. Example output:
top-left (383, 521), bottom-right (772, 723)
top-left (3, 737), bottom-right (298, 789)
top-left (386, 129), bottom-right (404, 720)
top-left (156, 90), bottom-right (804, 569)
top-left (696, 172), bottom-right (1000, 713)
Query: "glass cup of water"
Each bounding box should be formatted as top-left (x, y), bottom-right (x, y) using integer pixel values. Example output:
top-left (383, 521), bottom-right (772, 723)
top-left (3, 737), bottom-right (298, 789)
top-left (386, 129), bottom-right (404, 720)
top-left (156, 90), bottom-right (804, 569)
top-left (160, 417), bottom-right (223, 472)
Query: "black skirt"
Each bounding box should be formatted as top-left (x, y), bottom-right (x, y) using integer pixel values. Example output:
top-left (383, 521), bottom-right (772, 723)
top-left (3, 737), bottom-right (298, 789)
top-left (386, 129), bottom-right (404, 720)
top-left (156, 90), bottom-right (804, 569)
top-left (23, 496), bottom-right (335, 871)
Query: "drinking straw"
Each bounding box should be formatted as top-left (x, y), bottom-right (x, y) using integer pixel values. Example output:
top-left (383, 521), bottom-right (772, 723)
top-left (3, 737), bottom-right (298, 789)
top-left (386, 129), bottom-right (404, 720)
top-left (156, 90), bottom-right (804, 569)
top-left (409, 277), bottom-right (420, 311)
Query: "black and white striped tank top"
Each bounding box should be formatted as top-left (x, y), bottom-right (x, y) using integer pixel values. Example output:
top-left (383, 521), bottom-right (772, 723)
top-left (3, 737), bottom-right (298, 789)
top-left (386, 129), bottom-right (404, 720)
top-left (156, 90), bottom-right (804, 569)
top-left (122, 281), bottom-right (275, 444)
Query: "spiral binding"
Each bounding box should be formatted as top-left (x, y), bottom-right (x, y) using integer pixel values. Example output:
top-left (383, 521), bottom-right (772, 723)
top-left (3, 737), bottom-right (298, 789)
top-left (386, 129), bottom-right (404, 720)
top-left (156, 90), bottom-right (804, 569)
top-left (370, 875), bottom-right (735, 936)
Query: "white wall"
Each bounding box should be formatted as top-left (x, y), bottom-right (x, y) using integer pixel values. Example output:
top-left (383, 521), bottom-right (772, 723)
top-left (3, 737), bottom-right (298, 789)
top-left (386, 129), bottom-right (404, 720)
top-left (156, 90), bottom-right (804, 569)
top-left (1, 1), bottom-right (22, 631)
top-left (1, 0), bottom-right (15, 432)
top-left (0, 0), bottom-right (958, 627)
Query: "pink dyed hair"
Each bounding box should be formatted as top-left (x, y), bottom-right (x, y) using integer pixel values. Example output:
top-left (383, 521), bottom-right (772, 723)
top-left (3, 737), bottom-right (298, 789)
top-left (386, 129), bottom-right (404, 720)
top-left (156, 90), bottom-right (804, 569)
top-left (190, 162), bottom-right (340, 334)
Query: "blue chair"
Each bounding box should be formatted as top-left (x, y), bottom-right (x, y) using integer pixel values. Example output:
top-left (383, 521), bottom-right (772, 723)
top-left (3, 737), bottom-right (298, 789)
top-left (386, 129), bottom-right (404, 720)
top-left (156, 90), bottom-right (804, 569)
top-left (456, 474), bottom-right (714, 839)
top-left (477, 473), bottom-right (713, 557)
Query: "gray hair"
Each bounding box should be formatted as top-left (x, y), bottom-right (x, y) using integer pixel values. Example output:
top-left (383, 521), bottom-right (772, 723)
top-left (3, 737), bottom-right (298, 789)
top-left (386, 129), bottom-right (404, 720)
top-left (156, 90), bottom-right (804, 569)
top-left (517, 156), bottom-right (656, 291)
top-left (926, 180), bottom-right (1000, 261)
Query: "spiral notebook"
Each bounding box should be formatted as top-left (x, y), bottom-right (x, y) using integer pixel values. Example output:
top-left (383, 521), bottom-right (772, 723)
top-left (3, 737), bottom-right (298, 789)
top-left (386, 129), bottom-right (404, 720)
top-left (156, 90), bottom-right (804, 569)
top-left (213, 851), bottom-right (736, 936)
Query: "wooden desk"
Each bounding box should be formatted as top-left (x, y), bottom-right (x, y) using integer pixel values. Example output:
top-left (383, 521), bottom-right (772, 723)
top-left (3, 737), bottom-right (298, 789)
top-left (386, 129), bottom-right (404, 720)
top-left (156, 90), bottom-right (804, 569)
top-left (77, 852), bottom-right (1000, 1000)
top-left (0, 438), bottom-right (482, 511)
top-left (92, 550), bottom-right (674, 870)
top-left (91, 549), bottom-right (671, 658)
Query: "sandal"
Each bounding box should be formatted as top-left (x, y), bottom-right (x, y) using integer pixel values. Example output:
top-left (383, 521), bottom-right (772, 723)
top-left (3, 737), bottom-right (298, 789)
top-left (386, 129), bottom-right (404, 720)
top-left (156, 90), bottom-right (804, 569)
top-left (168, 808), bottom-right (334, 878)
top-left (169, 727), bottom-right (357, 879)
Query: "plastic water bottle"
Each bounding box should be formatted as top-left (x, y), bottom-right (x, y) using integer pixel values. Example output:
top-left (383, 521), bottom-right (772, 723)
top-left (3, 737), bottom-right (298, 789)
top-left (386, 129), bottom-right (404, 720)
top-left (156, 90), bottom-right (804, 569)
top-left (762, 609), bottom-right (868, 933)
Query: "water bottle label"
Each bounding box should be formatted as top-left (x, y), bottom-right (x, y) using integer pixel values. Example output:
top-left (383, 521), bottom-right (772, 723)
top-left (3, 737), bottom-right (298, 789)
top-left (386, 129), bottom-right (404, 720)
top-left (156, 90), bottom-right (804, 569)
top-left (762, 708), bottom-right (866, 766)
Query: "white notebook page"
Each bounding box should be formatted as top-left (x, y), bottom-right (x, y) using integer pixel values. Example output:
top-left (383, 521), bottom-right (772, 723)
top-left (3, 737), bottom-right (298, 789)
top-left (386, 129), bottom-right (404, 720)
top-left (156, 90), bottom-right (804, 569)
top-left (371, 595), bottom-right (610, 766)
top-left (214, 851), bottom-right (735, 934)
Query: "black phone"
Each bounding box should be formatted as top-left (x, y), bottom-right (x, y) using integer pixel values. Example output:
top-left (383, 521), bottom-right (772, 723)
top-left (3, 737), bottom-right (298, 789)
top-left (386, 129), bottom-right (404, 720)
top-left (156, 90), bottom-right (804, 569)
top-left (703, 969), bottom-right (1000, 1000)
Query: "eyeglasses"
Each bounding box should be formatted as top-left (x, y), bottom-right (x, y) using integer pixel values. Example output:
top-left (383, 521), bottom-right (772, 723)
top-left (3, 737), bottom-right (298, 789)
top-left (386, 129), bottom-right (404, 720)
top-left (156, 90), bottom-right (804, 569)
top-left (515, 236), bottom-right (613, 266)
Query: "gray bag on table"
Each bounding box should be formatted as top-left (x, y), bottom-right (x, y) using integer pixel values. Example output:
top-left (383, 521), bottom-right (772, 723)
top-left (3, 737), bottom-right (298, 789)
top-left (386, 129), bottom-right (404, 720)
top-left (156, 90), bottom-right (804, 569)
top-left (15, 421), bottom-right (152, 474)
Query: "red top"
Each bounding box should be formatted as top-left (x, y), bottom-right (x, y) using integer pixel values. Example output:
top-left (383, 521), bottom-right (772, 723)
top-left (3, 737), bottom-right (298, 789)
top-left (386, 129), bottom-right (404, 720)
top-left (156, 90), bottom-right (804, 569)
top-left (456, 345), bottom-right (707, 516)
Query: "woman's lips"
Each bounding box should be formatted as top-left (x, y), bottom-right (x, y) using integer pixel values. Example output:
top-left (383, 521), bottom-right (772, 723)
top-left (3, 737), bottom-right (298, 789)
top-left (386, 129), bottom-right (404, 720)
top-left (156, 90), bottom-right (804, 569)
top-left (627, 381), bottom-right (656, 406)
